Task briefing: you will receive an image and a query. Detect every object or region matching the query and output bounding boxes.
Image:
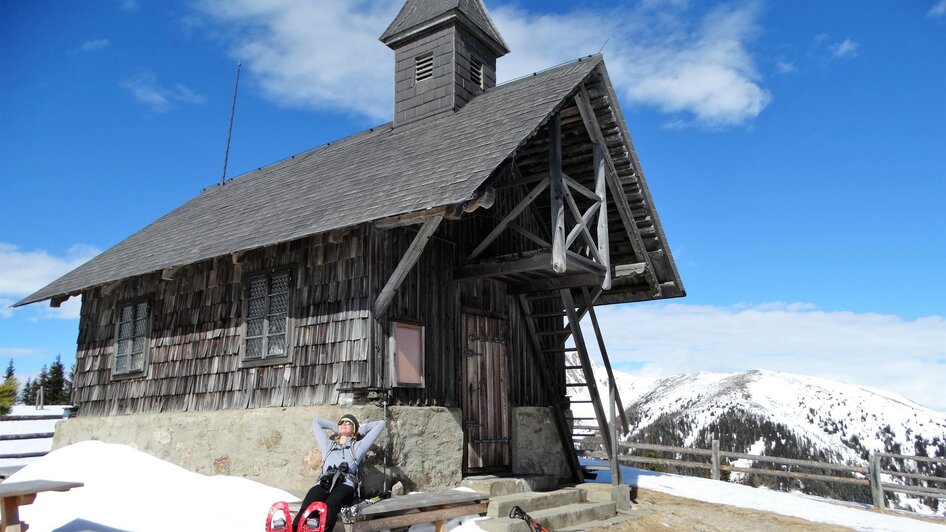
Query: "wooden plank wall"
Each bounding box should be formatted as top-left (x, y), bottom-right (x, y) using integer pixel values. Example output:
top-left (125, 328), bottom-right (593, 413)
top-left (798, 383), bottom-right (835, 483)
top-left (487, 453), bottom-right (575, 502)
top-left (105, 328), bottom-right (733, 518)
top-left (371, 225), bottom-right (459, 407)
top-left (73, 227), bottom-right (371, 416)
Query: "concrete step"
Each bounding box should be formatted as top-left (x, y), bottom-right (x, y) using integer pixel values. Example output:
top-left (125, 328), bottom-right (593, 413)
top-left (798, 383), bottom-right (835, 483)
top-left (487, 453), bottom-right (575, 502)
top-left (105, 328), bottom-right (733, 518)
top-left (460, 476), bottom-right (530, 496)
top-left (558, 509), bottom-right (656, 531)
top-left (486, 488), bottom-right (586, 518)
top-left (479, 501), bottom-right (617, 532)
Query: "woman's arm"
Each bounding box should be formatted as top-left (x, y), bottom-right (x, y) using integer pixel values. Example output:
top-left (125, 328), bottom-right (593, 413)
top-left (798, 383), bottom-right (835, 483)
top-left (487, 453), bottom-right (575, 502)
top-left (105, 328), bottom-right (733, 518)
top-left (311, 417), bottom-right (336, 454)
top-left (353, 420), bottom-right (386, 462)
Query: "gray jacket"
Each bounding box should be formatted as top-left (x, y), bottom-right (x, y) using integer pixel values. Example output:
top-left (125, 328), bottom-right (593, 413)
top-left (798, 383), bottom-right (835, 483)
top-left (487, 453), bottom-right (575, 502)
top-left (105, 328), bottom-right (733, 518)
top-left (312, 417), bottom-right (385, 488)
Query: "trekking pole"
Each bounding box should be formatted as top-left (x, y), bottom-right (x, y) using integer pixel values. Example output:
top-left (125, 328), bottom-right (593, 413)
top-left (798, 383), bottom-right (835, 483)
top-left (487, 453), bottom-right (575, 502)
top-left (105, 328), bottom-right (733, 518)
top-left (509, 506), bottom-right (549, 532)
top-left (383, 388), bottom-right (389, 492)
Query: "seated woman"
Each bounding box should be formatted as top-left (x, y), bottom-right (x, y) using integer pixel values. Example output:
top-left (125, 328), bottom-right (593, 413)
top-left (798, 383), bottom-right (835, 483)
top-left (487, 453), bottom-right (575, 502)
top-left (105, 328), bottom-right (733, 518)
top-left (293, 414), bottom-right (386, 532)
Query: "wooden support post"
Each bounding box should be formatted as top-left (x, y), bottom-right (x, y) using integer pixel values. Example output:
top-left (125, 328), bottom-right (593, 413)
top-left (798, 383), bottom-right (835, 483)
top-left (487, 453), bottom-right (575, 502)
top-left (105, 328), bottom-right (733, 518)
top-left (582, 287), bottom-right (628, 433)
top-left (549, 114), bottom-right (566, 273)
top-left (561, 289), bottom-right (613, 465)
top-left (711, 439), bottom-right (721, 481)
top-left (595, 144), bottom-right (611, 290)
top-left (609, 381), bottom-right (621, 485)
top-left (869, 453), bottom-right (885, 510)
top-left (373, 215), bottom-right (443, 317)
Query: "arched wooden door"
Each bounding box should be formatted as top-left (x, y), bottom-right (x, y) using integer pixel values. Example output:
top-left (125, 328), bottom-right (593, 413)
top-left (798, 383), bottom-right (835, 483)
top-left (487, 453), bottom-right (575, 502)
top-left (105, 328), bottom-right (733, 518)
top-left (461, 312), bottom-right (511, 474)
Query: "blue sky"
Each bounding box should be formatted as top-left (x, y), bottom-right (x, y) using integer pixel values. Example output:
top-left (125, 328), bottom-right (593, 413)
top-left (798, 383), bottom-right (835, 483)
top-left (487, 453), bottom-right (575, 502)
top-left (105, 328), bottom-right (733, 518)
top-left (2, 1), bottom-right (945, 409)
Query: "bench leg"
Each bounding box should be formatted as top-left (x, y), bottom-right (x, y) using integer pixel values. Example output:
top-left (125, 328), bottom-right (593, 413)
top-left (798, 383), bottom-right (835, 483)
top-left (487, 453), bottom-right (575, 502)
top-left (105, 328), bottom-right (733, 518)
top-left (2, 495), bottom-right (23, 532)
top-left (434, 520), bottom-right (445, 532)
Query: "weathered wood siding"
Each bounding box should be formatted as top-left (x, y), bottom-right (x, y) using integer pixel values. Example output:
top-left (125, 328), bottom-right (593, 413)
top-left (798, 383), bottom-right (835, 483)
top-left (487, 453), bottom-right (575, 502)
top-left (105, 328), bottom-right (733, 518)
top-left (74, 227), bottom-right (370, 416)
top-left (370, 225), bottom-right (459, 406)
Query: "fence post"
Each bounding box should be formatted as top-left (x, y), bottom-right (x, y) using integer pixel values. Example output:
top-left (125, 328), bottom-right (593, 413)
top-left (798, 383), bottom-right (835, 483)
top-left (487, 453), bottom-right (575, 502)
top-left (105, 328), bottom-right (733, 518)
top-left (869, 453), bottom-right (885, 510)
top-left (609, 382), bottom-right (622, 485)
top-left (711, 439), bottom-right (720, 481)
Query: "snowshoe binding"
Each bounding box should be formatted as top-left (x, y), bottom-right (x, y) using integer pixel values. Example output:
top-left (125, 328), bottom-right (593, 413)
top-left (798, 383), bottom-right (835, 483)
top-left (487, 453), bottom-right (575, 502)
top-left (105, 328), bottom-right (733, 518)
top-left (297, 501), bottom-right (328, 532)
top-left (265, 501), bottom-right (292, 532)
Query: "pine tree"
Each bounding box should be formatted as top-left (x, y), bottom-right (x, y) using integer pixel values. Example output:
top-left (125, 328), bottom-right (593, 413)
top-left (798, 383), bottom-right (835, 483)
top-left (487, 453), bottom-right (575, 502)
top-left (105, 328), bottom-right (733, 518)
top-left (4, 359), bottom-right (14, 380)
top-left (20, 378), bottom-right (32, 404)
top-left (0, 376), bottom-right (18, 416)
top-left (35, 366), bottom-right (48, 406)
top-left (46, 355), bottom-right (67, 405)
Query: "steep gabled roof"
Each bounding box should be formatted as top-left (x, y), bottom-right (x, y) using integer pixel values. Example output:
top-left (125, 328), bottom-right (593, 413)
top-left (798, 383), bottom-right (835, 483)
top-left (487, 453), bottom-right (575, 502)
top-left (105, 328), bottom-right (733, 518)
top-left (18, 56), bottom-right (603, 307)
top-left (380, 0), bottom-right (509, 55)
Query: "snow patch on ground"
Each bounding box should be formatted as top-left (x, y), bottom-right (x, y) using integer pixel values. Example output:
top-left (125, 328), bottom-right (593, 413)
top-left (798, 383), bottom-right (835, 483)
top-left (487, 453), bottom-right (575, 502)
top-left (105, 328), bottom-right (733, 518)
top-left (0, 404), bottom-right (68, 468)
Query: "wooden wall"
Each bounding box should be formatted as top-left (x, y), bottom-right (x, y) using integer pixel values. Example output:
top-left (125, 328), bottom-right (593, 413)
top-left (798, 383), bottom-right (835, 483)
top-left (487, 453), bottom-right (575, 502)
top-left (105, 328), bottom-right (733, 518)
top-left (74, 227), bottom-right (371, 416)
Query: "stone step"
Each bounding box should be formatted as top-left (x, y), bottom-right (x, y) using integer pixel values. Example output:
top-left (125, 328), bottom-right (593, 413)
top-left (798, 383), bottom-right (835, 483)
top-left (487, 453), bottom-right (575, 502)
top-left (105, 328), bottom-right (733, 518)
top-left (479, 501), bottom-right (617, 532)
top-left (486, 488), bottom-right (586, 518)
top-left (558, 509), bottom-right (656, 531)
top-left (460, 476), bottom-right (530, 496)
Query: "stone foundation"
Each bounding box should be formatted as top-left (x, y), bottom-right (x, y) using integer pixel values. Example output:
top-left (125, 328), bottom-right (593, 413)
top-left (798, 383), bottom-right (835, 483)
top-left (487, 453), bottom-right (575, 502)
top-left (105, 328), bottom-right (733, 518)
top-left (511, 407), bottom-right (570, 481)
top-left (52, 405), bottom-right (463, 497)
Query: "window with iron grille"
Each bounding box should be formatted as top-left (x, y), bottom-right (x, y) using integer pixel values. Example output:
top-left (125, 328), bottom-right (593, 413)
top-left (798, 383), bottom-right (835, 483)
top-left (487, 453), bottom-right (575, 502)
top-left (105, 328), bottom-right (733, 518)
top-left (470, 57), bottom-right (484, 89)
top-left (415, 52), bottom-right (434, 82)
top-left (113, 298), bottom-right (150, 377)
top-left (242, 269), bottom-right (292, 365)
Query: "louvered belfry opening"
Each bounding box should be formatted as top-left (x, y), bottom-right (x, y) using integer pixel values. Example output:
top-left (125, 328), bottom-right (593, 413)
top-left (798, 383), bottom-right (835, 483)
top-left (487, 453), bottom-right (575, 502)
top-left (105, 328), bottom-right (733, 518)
top-left (381, 0), bottom-right (509, 126)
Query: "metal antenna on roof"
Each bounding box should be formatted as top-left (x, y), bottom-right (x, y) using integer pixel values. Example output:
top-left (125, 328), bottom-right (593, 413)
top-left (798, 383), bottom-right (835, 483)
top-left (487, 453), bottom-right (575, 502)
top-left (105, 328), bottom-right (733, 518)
top-left (221, 62), bottom-right (242, 186)
top-left (597, 38), bottom-right (610, 55)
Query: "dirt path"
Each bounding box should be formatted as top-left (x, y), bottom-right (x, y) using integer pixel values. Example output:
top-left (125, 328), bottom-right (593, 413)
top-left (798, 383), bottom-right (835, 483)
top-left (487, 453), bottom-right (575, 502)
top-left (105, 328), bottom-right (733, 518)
top-left (584, 485), bottom-right (855, 532)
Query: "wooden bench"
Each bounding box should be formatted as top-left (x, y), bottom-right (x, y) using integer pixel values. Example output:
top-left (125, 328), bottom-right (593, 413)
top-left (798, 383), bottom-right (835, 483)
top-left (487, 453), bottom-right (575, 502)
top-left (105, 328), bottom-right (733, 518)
top-left (342, 490), bottom-right (489, 532)
top-left (0, 479), bottom-right (83, 532)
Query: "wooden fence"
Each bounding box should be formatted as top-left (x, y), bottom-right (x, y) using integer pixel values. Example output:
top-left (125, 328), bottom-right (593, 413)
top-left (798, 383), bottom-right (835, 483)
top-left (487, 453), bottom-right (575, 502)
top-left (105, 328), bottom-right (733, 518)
top-left (579, 439), bottom-right (946, 514)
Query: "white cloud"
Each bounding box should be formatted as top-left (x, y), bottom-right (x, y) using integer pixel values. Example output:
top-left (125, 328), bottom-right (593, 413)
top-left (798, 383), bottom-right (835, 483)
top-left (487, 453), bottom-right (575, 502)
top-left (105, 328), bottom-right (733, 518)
top-left (0, 347), bottom-right (47, 359)
top-left (120, 71), bottom-right (206, 112)
top-left (0, 243), bottom-right (99, 319)
top-left (582, 302), bottom-right (946, 411)
top-left (195, 0), bottom-right (402, 121)
top-left (929, 0), bottom-right (946, 17)
top-left (830, 38), bottom-right (859, 59)
top-left (80, 39), bottom-right (110, 52)
top-left (194, 0), bottom-right (770, 128)
top-left (775, 60), bottom-right (796, 74)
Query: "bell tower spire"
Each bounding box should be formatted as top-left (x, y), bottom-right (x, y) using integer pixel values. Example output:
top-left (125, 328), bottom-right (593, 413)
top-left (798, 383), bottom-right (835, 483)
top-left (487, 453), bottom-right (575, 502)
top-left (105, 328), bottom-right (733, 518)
top-left (381, 0), bottom-right (509, 127)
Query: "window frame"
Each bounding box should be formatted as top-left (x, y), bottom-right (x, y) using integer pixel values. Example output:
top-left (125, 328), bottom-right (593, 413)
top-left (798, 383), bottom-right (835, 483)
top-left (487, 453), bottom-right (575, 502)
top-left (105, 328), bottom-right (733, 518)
top-left (111, 296), bottom-right (152, 380)
top-left (389, 319), bottom-right (426, 388)
top-left (240, 266), bottom-right (295, 368)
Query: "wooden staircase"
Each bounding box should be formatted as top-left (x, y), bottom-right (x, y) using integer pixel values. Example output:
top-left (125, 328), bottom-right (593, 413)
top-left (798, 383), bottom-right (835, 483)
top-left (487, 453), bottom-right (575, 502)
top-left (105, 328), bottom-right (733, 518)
top-left (516, 286), bottom-right (629, 483)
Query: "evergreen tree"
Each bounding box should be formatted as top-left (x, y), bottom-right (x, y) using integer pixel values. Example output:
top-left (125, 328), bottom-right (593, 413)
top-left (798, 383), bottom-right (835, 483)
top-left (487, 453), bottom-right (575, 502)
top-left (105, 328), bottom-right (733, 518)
top-left (34, 366), bottom-right (48, 406)
top-left (0, 376), bottom-right (18, 416)
top-left (45, 355), bottom-right (67, 404)
top-left (4, 359), bottom-right (14, 380)
top-left (65, 362), bottom-right (76, 405)
top-left (20, 377), bottom-right (32, 404)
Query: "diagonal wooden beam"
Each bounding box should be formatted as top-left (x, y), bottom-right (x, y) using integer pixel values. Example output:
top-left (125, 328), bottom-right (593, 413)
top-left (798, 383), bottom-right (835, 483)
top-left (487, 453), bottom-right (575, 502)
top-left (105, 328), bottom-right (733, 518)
top-left (508, 223), bottom-right (550, 249)
top-left (373, 215), bottom-right (443, 317)
top-left (467, 178), bottom-right (549, 260)
top-left (564, 189), bottom-right (601, 251)
top-left (563, 173), bottom-right (599, 202)
top-left (574, 87), bottom-right (658, 292)
top-left (549, 114), bottom-right (567, 273)
top-left (562, 185), bottom-right (604, 265)
top-left (582, 287), bottom-right (628, 434)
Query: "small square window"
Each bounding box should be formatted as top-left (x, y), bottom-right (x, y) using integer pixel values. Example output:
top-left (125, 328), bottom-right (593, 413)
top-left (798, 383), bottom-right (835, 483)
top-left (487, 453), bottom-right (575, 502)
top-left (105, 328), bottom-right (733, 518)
top-left (113, 298), bottom-right (150, 377)
top-left (242, 269), bottom-right (293, 366)
top-left (415, 52), bottom-right (434, 83)
top-left (391, 321), bottom-right (424, 387)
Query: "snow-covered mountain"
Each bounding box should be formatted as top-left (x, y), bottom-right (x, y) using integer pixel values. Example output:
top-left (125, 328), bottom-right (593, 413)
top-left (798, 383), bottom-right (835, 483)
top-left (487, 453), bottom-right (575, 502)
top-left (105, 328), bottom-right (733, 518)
top-left (567, 361), bottom-right (946, 516)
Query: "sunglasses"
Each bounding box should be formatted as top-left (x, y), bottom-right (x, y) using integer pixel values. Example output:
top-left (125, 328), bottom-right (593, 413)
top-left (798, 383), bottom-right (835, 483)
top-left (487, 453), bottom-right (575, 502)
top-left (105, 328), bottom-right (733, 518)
top-left (338, 421), bottom-right (354, 426)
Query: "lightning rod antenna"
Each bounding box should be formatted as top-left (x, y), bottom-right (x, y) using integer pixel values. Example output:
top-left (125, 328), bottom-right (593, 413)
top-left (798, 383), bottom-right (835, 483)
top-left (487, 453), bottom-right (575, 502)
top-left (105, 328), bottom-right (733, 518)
top-left (221, 62), bottom-right (242, 186)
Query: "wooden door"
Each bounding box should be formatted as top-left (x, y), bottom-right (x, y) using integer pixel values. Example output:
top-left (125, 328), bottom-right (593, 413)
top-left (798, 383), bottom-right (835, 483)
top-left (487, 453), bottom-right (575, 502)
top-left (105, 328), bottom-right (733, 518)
top-left (461, 313), bottom-right (511, 473)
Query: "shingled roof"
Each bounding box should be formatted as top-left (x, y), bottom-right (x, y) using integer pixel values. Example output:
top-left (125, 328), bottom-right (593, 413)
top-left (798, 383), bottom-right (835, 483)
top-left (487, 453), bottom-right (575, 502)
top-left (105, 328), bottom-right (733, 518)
top-left (380, 0), bottom-right (509, 54)
top-left (18, 56), bottom-right (604, 307)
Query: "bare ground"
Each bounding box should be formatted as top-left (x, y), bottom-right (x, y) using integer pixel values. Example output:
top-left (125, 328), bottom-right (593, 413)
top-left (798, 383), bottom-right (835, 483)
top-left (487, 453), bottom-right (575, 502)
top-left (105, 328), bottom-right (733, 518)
top-left (578, 484), bottom-right (855, 532)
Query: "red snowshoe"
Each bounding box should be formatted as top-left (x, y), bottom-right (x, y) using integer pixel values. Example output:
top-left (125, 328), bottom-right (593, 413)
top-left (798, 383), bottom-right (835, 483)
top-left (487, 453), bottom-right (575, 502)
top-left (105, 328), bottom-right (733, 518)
top-left (296, 501), bottom-right (328, 532)
top-left (265, 501), bottom-right (292, 531)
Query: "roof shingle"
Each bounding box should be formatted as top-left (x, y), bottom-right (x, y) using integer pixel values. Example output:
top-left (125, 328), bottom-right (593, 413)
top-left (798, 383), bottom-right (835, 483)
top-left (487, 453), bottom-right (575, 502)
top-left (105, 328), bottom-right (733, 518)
top-left (18, 56), bottom-right (602, 307)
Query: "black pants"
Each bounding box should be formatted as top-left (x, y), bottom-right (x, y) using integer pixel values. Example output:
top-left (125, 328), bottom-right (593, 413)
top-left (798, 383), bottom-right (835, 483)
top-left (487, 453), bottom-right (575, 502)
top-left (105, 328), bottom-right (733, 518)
top-left (293, 482), bottom-right (355, 532)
